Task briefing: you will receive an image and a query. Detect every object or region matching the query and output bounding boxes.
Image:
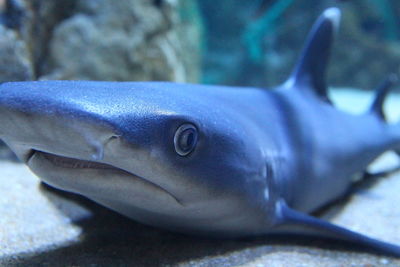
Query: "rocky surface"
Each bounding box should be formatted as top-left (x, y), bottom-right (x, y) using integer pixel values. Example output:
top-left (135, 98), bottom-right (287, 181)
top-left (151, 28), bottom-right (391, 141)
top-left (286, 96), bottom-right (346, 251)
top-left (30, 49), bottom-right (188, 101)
top-left (0, 24), bottom-right (32, 82)
top-left (0, 0), bottom-right (202, 82)
top-left (1, 89), bottom-right (400, 266)
top-left (44, 0), bottom-right (202, 82)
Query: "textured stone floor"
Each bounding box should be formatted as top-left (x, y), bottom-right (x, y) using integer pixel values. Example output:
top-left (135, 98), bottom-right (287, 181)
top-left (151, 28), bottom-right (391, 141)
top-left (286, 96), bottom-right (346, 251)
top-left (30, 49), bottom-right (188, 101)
top-left (1, 89), bottom-right (400, 266)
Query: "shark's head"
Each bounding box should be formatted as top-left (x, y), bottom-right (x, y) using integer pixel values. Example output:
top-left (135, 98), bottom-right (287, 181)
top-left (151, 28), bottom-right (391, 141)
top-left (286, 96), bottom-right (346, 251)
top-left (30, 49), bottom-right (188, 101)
top-left (0, 81), bottom-right (275, 235)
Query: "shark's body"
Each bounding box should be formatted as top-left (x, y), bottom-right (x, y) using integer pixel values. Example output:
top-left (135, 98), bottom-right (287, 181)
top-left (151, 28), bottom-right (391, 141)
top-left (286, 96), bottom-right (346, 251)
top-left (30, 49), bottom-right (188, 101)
top-left (1, 8), bottom-right (400, 255)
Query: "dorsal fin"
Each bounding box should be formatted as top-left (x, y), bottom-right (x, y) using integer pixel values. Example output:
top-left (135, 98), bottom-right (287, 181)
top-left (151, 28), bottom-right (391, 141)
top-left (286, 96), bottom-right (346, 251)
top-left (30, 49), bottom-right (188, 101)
top-left (370, 74), bottom-right (399, 121)
top-left (287, 8), bottom-right (341, 102)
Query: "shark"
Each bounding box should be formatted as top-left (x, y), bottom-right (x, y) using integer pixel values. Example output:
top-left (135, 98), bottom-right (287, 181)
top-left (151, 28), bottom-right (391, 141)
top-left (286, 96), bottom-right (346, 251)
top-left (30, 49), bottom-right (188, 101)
top-left (1, 8), bottom-right (400, 256)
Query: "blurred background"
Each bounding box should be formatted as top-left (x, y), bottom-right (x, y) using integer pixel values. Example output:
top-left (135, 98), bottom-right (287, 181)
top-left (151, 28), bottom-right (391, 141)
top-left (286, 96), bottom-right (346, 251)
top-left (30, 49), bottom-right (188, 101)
top-left (1, 0), bottom-right (399, 88)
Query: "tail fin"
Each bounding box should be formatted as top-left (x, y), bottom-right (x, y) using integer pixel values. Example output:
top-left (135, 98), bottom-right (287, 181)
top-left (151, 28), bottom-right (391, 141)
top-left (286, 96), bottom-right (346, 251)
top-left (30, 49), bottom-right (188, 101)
top-left (273, 200), bottom-right (400, 257)
top-left (287, 8), bottom-right (341, 102)
top-left (369, 74), bottom-right (399, 121)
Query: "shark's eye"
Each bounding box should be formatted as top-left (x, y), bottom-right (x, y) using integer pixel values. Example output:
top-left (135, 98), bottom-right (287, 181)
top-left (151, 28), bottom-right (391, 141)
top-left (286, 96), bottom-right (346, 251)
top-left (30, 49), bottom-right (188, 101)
top-left (174, 123), bottom-right (198, 156)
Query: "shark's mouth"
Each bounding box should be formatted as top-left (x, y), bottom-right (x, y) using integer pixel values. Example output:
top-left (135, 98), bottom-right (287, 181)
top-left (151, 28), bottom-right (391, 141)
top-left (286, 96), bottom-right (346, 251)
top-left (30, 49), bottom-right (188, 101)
top-left (27, 150), bottom-right (183, 206)
top-left (38, 151), bottom-right (115, 170)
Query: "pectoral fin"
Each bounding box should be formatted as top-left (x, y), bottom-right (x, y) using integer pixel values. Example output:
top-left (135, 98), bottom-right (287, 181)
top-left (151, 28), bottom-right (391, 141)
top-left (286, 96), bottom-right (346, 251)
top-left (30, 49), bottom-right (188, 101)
top-left (272, 200), bottom-right (400, 257)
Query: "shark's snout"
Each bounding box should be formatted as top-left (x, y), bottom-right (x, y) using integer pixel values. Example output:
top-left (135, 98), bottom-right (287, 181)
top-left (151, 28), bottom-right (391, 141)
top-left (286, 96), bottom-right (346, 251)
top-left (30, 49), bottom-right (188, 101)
top-left (0, 81), bottom-right (186, 215)
top-left (0, 101), bottom-right (116, 165)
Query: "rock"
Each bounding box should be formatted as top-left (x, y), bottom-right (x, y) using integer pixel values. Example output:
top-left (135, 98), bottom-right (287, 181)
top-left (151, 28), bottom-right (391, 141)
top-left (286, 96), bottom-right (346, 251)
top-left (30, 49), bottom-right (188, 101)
top-left (42, 0), bottom-right (201, 82)
top-left (0, 0), bottom-right (202, 82)
top-left (22, 0), bottom-right (78, 77)
top-left (0, 25), bottom-right (33, 82)
top-left (1, 89), bottom-right (400, 266)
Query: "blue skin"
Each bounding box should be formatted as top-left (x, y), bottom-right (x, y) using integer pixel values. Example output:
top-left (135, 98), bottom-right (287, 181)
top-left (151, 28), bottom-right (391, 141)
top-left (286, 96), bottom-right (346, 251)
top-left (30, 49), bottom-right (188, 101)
top-left (1, 8), bottom-right (400, 255)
